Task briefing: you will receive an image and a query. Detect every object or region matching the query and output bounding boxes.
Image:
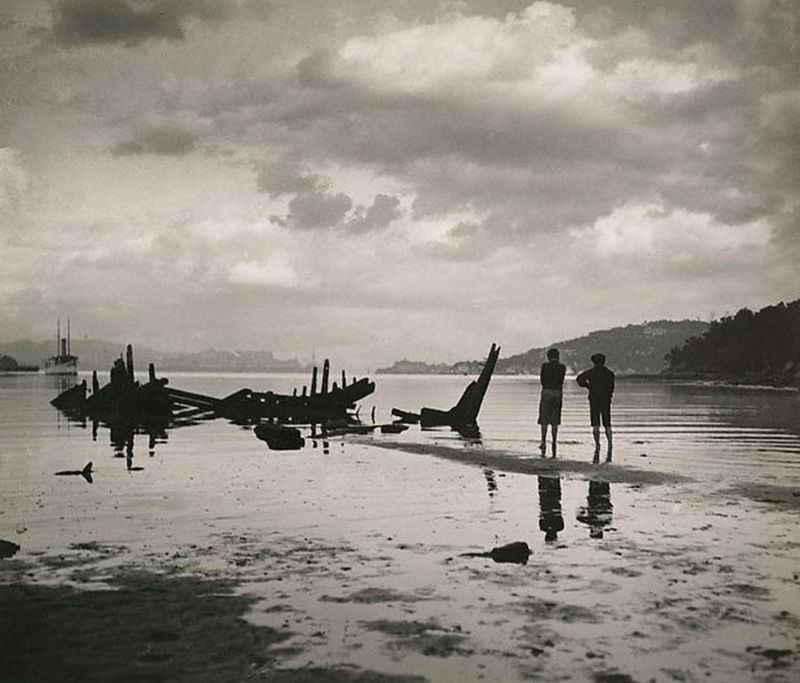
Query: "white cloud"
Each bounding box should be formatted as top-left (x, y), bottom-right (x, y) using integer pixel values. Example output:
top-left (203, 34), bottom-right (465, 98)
top-left (337, 3), bottom-right (578, 93)
top-left (610, 58), bottom-right (734, 98)
top-left (578, 201), bottom-right (773, 258)
top-left (227, 254), bottom-right (301, 288)
top-left (331, 2), bottom-right (734, 110)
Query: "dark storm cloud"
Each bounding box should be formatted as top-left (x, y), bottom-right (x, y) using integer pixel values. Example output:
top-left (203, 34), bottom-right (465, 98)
top-left (255, 158), bottom-right (324, 197)
top-left (275, 186), bottom-right (353, 230)
top-left (111, 124), bottom-right (198, 156)
top-left (571, 0), bottom-right (797, 63)
top-left (49, 0), bottom-right (235, 47)
top-left (268, 182), bottom-right (401, 234)
top-left (343, 194), bottom-right (402, 233)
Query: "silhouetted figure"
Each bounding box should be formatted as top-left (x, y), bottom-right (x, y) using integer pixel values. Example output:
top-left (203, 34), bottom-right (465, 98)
top-left (577, 480), bottom-right (613, 538)
top-left (576, 353), bottom-right (615, 462)
top-left (538, 348), bottom-right (566, 458)
top-left (538, 476), bottom-right (564, 542)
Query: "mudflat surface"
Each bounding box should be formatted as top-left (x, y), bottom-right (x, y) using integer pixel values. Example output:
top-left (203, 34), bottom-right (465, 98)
top-left (2, 374), bottom-right (799, 681)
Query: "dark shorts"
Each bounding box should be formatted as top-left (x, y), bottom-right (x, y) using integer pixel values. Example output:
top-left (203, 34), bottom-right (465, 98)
top-left (538, 389), bottom-right (563, 425)
top-left (589, 397), bottom-right (611, 427)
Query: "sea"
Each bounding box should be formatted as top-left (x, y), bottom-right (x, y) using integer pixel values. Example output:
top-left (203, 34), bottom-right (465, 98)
top-left (1, 371), bottom-right (799, 682)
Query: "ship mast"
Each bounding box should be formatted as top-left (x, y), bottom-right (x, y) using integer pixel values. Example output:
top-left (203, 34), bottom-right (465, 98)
top-left (67, 318), bottom-right (71, 356)
top-left (57, 318), bottom-right (61, 356)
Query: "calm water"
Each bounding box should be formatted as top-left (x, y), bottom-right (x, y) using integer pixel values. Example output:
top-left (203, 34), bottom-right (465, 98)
top-left (2, 370), bottom-right (799, 545)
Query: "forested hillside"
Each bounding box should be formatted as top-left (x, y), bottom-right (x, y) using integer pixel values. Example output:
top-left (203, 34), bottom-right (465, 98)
top-left (664, 300), bottom-right (800, 387)
top-left (378, 320), bottom-right (709, 375)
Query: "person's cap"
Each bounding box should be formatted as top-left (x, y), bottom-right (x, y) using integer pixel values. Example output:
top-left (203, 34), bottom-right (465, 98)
top-left (590, 353), bottom-right (606, 364)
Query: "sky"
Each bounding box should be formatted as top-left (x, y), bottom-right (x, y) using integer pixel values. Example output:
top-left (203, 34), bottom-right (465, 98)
top-left (1, 0), bottom-right (798, 370)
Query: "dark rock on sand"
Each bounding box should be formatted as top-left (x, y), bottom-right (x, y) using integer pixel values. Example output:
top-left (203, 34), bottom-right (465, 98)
top-left (460, 541), bottom-right (532, 565)
top-left (0, 539), bottom-right (20, 559)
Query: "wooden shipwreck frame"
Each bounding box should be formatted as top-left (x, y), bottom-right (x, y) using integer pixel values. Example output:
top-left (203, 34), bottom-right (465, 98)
top-left (51, 342), bottom-right (501, 451)
top-left (392, 343), bottom-right (500, 432)
top-left (51, 345), bottom-right (375, 429)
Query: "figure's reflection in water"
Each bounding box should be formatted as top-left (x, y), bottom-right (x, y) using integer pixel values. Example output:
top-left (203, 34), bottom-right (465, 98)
top-left (483, 467), bottom-right (498, 498)
top-left (577, 480), bottom-right (614, 539)
top-left (538, 476), bottom-right (564, 543)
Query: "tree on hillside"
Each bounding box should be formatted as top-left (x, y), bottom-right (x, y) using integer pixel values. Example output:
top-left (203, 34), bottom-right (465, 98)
top-left (664, 300), bottom-right (800, 386)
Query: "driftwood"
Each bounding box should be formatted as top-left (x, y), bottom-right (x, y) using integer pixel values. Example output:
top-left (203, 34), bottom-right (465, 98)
top-left (54, 462), bottom-right (93, 483)
top-left (393, 343), bottom-right (500, 430)
top-left (391, 408), bottom-right (420, 424)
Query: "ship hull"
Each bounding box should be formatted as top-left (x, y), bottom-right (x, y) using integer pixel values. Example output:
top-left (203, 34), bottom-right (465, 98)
top-left (44, 357), bottom-right (78, 375)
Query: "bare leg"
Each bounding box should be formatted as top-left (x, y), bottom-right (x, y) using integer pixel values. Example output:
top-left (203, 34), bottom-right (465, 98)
top-left (605, 426), bottom-right (613, 462)
top-left (539, 425), bottom-right (547, 456)
top-left (551, 425), bottom-right (558, 458)
top-left (592, 426), bottom-right (601, 463)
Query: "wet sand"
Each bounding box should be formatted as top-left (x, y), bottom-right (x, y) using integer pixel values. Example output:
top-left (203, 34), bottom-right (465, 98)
top-left (2, 439), bottom-right (799, 682)
top-left (360, 439), bottom-right (690, 486)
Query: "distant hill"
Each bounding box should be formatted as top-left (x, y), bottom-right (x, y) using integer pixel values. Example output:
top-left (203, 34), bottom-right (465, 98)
top-left (664, 300), bottom-right (800, 387)
top-left (498, 320), bottom-right (710, 375)
top-left (377, 320), bottom-right (710, 375)
top-left (0, 338), bottom-right (306, 373)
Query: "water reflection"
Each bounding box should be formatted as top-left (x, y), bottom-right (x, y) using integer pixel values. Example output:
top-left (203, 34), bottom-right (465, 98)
top-left (537, 476), bottom-right (564, 543)
top-left (482, 467), bottom-right (498, 498)
top-left (577, 481), bottom-right (614, 539)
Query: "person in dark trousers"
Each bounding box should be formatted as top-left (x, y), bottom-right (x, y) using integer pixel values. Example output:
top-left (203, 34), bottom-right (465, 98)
top-left (538, 348), bottom-right (566, 458)
top-left (576, 353), bottom-right (615, 462)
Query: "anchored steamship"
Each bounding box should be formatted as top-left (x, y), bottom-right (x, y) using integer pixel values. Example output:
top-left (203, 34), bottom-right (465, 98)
top-left (44, 318), bottom-right (78, 375)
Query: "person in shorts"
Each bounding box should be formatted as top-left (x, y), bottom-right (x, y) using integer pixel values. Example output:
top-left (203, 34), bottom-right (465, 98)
top-left (576, 353), bottom-right (615, 462)
top-left (538, 348), bottom-right (566, 457)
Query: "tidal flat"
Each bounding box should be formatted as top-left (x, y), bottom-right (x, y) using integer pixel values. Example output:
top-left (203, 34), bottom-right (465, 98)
top-left (1, 374), bottom-right (799, 682)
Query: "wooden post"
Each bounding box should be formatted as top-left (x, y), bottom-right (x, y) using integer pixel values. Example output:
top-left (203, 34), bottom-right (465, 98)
top-left (148, 363), bottom-right (156, 383)
top-left (302, 385), bottom-right (307, 397)
top-left (321, 359), bottom-right (330, 394)
top-left (341, 370), bottom-right (346, 389)
top-left (92, 370), bottom-right (99, 395)
top-left (311, 366), bottom-right (318, 395)
top-left (126, 344), bottom-right (134, 383)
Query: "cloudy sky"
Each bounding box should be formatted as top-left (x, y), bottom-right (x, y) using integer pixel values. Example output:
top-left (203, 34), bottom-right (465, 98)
top-left (1, 0), bottom-right (798, 369)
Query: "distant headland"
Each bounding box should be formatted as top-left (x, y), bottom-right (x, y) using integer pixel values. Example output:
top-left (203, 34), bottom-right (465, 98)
top-left (377, 319), bottom-right (710, 377)
top-left (377, 299), bottom-right (800, 388)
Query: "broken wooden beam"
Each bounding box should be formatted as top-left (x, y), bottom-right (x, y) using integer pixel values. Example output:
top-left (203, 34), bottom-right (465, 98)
top-left (419, 343), bottom-right (500, 429)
